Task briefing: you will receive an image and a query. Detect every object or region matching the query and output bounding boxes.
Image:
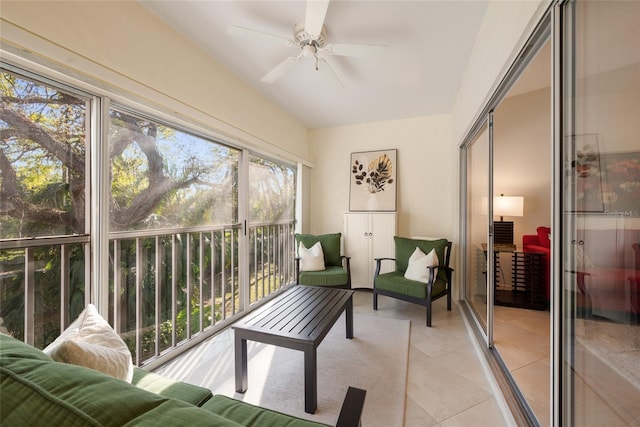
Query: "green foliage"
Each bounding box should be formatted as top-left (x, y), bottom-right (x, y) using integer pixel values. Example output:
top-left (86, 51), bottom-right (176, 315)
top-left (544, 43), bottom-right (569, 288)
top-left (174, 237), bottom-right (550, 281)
top-left (0, 244), bottom-right (86, 348)
top-left (1, 69), bottom-right (296, 365)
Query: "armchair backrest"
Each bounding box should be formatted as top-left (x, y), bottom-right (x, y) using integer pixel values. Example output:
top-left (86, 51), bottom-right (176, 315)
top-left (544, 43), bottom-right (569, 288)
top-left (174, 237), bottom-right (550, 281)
top-left (294, 233), bottom-right (343, 267)
top-left (394, 236), bottom-right (450, 281)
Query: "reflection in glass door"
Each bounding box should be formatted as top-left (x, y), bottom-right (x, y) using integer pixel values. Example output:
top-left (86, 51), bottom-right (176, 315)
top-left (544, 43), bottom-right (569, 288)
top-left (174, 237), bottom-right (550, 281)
top-left (465, 121), bottom-right (491, 333)
top-left (561, 1), bottom-right (640, 425)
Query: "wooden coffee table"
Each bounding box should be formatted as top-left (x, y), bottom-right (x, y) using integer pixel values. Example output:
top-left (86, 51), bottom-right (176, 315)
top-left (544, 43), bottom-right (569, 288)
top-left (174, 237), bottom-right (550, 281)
top-left (233, 285), bottom-right (354, 414)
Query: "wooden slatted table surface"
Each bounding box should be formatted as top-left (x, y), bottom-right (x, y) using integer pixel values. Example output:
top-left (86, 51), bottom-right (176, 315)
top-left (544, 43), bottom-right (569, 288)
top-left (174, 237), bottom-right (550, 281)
top-left (233, 285), bottom-right (354, 414)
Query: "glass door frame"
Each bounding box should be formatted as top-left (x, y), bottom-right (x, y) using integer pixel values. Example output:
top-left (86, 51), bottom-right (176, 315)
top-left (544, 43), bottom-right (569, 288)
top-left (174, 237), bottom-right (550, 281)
top-left (459, 8), bottom-right (553, 424)
top-left (460, 114), bottom-right (495, 347)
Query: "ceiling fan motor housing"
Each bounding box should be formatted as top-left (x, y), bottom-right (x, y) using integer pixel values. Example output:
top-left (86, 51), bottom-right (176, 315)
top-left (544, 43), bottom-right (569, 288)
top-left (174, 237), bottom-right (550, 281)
top-left (294, 22), bottom-right (326, 48)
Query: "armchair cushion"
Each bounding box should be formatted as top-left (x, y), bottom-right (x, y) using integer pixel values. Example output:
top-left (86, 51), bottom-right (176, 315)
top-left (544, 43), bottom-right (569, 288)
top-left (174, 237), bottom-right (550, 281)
top-left (394, 236), bottom-right (448, 280)
top-left (295, 233), bottom-right (342, 267)
top-left (375, 271), bottom-right (448, 299)
top-left (296, 266), bottom-right (349, 287)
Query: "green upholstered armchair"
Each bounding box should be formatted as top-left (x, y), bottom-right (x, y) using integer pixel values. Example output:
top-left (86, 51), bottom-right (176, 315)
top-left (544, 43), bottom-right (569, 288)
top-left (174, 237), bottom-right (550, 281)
top-left (294, 233), bottom-right (352, 289)
top-left (373, 236), bottom-right (453, 326)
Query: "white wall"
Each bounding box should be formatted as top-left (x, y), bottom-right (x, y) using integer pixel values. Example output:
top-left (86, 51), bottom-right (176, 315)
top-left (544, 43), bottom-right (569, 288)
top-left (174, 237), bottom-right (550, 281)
top-left (0, 1), bottom-right (310, 163)
top-left (309, 114), bottom-right (455, 240)
top-left (452, 0), bottom-right (549, 144)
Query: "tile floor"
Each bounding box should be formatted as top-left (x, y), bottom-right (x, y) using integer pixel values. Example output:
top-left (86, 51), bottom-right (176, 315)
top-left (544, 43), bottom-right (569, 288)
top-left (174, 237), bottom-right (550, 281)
top-left (157, 289), bottom-right (514, 426)
top-left (493, 305), bottom-right (640, 427)
top-left (362, 291), bottom-right (512, 426)
top-left (493, 306), bottom-right (551, 426)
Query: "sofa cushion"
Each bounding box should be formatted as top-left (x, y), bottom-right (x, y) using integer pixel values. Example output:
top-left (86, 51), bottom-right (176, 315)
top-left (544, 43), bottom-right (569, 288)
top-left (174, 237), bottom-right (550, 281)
top-left (124, 399), bottom-right (243, 426)
top-left (0, 332), bottom-right (53, 362)
top-left (394, 236), bottom-right (448, 280)
top-left (132, 368), bottom-right (213, 407)
top-left (0, 334), bottom-right (239, 427)
top-left (203, 394), bottom-right (329, 427)
top-left (375, 271), bottom-right (447, 299)
top-left (298, 266), bottom-right (348, 287)
top-left (43, 303), bottom-right (134, 382)
top-left (295, 233), bottom-right (342, 267)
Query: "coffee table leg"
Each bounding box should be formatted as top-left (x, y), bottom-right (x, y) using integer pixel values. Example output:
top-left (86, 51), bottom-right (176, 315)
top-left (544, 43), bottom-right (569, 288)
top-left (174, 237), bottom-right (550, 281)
top-left (304, 347), bottom-right (317, 414)
top-left (235, 334), bottom-right (248, 393)
top-left (345, 296), bottom-right (353, 339)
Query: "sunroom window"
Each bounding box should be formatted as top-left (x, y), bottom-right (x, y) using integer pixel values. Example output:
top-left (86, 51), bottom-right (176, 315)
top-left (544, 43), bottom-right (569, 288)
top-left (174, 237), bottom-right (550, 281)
top-left (0, 69), bottom-right (91, 348)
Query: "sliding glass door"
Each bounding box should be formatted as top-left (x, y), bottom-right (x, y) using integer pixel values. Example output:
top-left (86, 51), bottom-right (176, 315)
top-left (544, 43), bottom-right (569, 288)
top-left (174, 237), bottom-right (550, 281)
top-left (464, 120), bottom-right (492, 336)
top-left (462, 14), bottom-right (552, 425)
top-left (560, 1), bottom-right (640, 425)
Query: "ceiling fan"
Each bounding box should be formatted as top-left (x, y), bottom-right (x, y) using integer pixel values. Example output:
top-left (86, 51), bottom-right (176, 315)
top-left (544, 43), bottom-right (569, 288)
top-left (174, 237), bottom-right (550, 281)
top-left (228, 0), bottom-right (387, 85)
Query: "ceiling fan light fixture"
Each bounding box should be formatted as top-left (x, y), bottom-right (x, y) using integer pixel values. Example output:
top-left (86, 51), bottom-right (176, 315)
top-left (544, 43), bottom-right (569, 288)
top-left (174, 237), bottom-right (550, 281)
top-left (232, 0), bottom-right (387, 84)
top-left (302, 44), bottom-right (316, 58)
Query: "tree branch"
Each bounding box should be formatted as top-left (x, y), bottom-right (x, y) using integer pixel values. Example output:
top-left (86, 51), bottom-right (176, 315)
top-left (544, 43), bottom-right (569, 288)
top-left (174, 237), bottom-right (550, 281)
top-left (1, 95), bottom-right (84, 106)
top-left (0, 103), bottom-right (85, 173)
top-left (0, 149), bottom-right (75, 227)
top-left (110, 176), bottom-right (204, 229)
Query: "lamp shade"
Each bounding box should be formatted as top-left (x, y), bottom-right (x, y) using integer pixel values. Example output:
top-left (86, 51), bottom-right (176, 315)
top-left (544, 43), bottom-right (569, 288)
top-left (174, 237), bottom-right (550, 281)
top-left (494, 196), bottom-right (524, 217)
top-left (480, 195), bottom-right (524, 217)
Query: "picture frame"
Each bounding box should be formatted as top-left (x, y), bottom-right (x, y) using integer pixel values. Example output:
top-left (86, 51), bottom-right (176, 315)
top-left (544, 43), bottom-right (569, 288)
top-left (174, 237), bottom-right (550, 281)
top-left (349, 149), bottom-right (397, 211)
top-left (568, 133), bottom-right (640, 215)
top-left (567, 134), bottom-right (605, 213)
top-left (597, 151), bottom-right (640, 216)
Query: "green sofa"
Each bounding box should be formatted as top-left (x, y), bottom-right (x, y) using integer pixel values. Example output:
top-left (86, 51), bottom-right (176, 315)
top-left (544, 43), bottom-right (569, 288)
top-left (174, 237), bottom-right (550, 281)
top-left (0, 334), bottom-right (364, 426)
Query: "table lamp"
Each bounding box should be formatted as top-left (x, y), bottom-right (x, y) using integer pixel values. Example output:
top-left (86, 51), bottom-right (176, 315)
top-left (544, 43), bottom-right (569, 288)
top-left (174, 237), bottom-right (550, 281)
top-left (493, 194), bottom-right (524, 245)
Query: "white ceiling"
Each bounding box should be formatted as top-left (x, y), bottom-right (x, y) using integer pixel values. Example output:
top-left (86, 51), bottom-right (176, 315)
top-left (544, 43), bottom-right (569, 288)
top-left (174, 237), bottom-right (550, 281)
top-left (141, 1), bottom-right (489, 129)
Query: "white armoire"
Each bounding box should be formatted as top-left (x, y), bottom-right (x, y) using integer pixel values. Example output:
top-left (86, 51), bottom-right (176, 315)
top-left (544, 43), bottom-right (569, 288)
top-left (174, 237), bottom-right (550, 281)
top-left (343, 212), bottom-right (397, 289)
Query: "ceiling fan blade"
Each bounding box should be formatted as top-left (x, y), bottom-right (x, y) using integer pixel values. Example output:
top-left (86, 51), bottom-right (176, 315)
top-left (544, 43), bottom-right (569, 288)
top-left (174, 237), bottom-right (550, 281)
top-left (319, 57), bottom-right (344, 88)
top-left (260, 54), bottom-right (302, 83)
top-left (305, 0), bottom-right (330, 38)
top-left (228, 25), bottom-right (293, 46)
top-left (324, 42), bottom-right (387, 58)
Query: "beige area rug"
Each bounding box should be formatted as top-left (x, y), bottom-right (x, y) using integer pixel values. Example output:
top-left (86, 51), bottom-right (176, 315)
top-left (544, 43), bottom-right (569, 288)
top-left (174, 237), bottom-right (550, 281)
top-left (156, 313), bottom-right (410, 426)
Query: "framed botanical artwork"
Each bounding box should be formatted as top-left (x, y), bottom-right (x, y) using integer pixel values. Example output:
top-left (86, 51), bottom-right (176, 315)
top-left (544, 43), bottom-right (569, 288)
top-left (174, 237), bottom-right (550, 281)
top-left (598, 151), bottom-right (640, 215)
top-left (349, 149), bottom-right (397, 211)
top-left (568, 133), bottom-right (640, 215)
top-left (567, 134), bottom-right (605, 213)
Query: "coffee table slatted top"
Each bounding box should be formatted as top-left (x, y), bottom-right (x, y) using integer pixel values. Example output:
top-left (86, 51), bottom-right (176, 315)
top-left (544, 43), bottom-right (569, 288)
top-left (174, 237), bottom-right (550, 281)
top-left (233, 285), bottom-right (354, 342)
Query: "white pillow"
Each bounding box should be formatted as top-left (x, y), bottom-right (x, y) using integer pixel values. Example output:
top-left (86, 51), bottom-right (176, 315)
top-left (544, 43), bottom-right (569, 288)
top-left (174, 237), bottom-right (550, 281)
top-left (575, 245), bottom-right (594, 268)
top-left (43, 304), bottom-right (134, 382)
top-left (299, 241), bottom-right (326, 271)
top-left (404, 247), bottom-right (439, 283)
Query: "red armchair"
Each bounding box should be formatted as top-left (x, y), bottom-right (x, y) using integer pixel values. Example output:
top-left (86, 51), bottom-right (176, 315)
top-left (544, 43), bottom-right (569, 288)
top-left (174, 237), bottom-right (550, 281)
top-left (522, 226), bottom-right (551, 301)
